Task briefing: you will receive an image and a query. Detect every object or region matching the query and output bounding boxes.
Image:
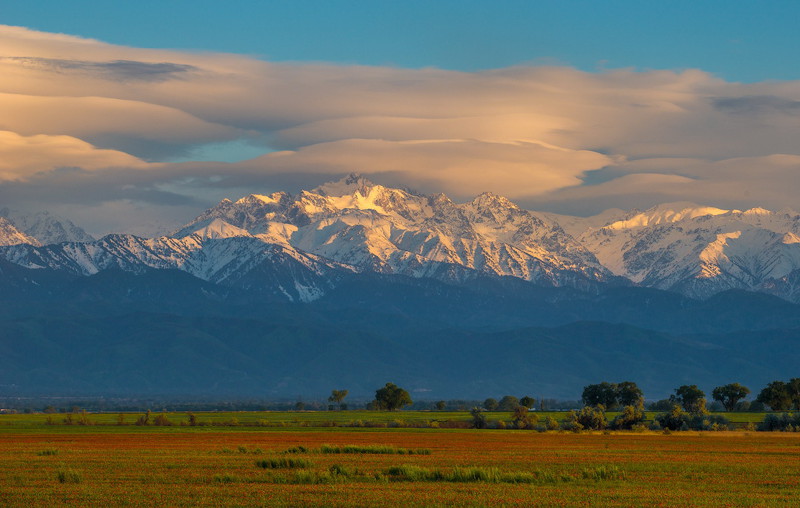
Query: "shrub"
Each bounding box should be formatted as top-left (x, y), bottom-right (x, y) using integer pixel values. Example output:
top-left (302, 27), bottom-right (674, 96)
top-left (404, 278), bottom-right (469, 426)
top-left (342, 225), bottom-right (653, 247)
top-left (689, 414), bottom-right (729, 431)
top-left (758, 412), bottom-right (800, 431)
top-left (135, 410), bottom-right (151, 426)
top-left (36, 449), bottom-right (59, 456)
top-left (655, 405), bottom-right (690, 431)
top-left (610, 403), bottom-right (645, 430)
top-left (511, 406), bottom-right (539, 429)
top-left (656, 405), bottom-right (729, 431)
top-left (563, 406), bottom-right (607, 431)
top-left (153, 413), bottom-right (173, 426)
top-left (470, 407), bottom-right (488, 429)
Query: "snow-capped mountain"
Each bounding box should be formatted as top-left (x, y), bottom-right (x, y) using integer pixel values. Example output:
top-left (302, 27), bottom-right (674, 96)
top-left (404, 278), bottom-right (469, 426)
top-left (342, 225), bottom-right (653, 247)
top-left (574, 203), bottom-right (800, 298)
top-left (4, 174), bottom-right (800, 302)
top-left (175, 174), bottom-right (612, 287)
top-left (0, 232), bottom-right (348, 302)
top-left (0, 216), bottom-right (40, 246)
top-left (0, 209), bottom-right (94, 245)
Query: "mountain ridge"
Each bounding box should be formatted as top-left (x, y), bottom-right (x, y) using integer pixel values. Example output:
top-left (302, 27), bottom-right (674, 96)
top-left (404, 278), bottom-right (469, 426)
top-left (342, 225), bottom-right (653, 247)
top-left (3, 173), bottom-right (800, 303)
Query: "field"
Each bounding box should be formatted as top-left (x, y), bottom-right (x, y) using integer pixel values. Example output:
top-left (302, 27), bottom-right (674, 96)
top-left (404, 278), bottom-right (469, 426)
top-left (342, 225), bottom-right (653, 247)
top-left (1, 411), bottom-right (799, 506)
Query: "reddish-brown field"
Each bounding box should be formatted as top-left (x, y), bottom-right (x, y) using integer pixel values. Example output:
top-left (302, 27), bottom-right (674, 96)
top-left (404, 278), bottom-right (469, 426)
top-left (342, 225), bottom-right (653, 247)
top-left (1, 428), bottom-right (799, 506)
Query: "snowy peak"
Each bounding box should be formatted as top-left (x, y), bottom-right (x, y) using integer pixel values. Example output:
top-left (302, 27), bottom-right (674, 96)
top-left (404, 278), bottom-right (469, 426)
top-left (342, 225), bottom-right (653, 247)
top-left (8, 174), bottom-right (800, 304)
top-left (0, 209), bottom-right (94, 244)
top-left (312, 173), bottom-right (377, 198)
top-left (604, 202), bottom-right (730, 230)
top-left (186, 218), bottom-right (252, 240)
top-left (470, 192), bottom-right (519, 211)
top-left (0, 217), bottom-right (40, 246)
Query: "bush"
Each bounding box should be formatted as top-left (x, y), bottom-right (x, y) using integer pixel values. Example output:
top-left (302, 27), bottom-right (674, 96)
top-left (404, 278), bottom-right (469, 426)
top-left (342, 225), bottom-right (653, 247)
top-left (655, 405), bottom-right (729, 431)
top-left (563, 406), bottom-right (607, 431)
top-left (655, 405), bottom-right (690, 431)
top-left (135, 410), bottom-right (151, 426)
top-left (610, 403), bottom-right (645, 430)
top-left (758, 412), bottom-right (800, 431)
top-left (470, 407), bottom-right (488, 429)
top-left (689, 414), bottom-right (729, 431)
top-left (153, 413), bottom-right (173, 426)
top-left (511, 406), bottom-right (539, 429)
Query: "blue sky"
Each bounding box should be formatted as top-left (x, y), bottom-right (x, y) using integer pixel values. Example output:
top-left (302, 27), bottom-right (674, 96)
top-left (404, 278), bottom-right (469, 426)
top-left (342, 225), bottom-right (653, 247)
top-left (4, 1), bottom-right (798, 82)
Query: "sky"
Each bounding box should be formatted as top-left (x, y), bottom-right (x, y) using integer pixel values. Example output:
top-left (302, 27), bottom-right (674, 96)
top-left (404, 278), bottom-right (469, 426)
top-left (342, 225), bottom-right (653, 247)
top-left (2, 1), bottom-right (800, 235)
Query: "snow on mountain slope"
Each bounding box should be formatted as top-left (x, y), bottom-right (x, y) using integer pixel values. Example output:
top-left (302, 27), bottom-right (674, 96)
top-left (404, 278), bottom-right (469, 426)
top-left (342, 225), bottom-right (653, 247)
top-left (0, 209), bottom-right (94, 244)
top-left (5, 174), bottom-right (800, 302)
top-left (0, 233), bottom-right (348, 302)
top-left (572, 203), bottom-right (800, 298)
top-left (0, 217), bottom-right (40, 246)
top-left (175, 174), bottom-right (612, 286)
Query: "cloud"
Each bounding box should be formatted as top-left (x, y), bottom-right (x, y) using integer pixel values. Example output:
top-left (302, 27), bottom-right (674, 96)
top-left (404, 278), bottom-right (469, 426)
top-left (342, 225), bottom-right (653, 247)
top-left (0, 130), bottom-right (147, 180)
top-left (2, 24), bottom-right (800, 234)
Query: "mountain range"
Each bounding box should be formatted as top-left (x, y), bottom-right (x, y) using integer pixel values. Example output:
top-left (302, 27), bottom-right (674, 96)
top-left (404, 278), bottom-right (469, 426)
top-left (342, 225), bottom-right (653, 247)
top-left (2, 174), bottom-right (799, 400)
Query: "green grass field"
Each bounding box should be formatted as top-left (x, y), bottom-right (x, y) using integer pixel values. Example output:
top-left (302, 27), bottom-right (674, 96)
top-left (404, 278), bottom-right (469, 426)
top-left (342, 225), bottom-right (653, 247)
top-left (0, 409), bottom-right (770, 430)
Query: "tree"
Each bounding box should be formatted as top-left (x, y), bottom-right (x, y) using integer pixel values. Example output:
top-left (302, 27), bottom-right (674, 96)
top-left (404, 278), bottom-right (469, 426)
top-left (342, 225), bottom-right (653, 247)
top-left (711, 383), bottom-right (750, 412)
top-left (483, 398), bottom-right (499, 411)
top-left (470, 407), bottom-right (487, 429)
top-left (616, 381), bottom-right (644, 407)
top-left (328, 389), bottom-right (349, 410)
top-left (435, 400), bottom-right (446, 411)
top-left (582, 382), bottom-right (618, 409)
top-left (674, 385), bottom-right (707, 414)
top-left (511, 405), bottom-right (538, 429)
top-left (519, 396), bottom-right (536, 409)
top-left (373, 382), bottom-right (412, 411)
top-left (497, 395), bottom-right (520, 411)
top-left (756, 381), bottom-right (792, 411)
top-left (789, 378), bottom-right (800, 410)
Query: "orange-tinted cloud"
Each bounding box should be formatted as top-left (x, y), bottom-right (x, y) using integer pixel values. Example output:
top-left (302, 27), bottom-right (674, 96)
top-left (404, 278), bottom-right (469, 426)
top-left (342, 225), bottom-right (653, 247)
top-left (2, 25), bottom-right (800, 234)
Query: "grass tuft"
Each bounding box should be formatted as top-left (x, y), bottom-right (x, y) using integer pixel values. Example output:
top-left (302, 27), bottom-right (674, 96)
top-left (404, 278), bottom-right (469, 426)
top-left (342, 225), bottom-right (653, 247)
top-left (581, 465), bottom-right (626, 481)
top-left (320, 444), bottom-right (431, 455)
top-left (213, 473), bottom-right (239, 483)
top-left (56, 468), bottom-right (81, 484)
top-left (256, 457), bottom-right (313, 469)
top-left (384, 465), bottom-right (581, 484)
top-left (36, 449), bottom-right (59, 456)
